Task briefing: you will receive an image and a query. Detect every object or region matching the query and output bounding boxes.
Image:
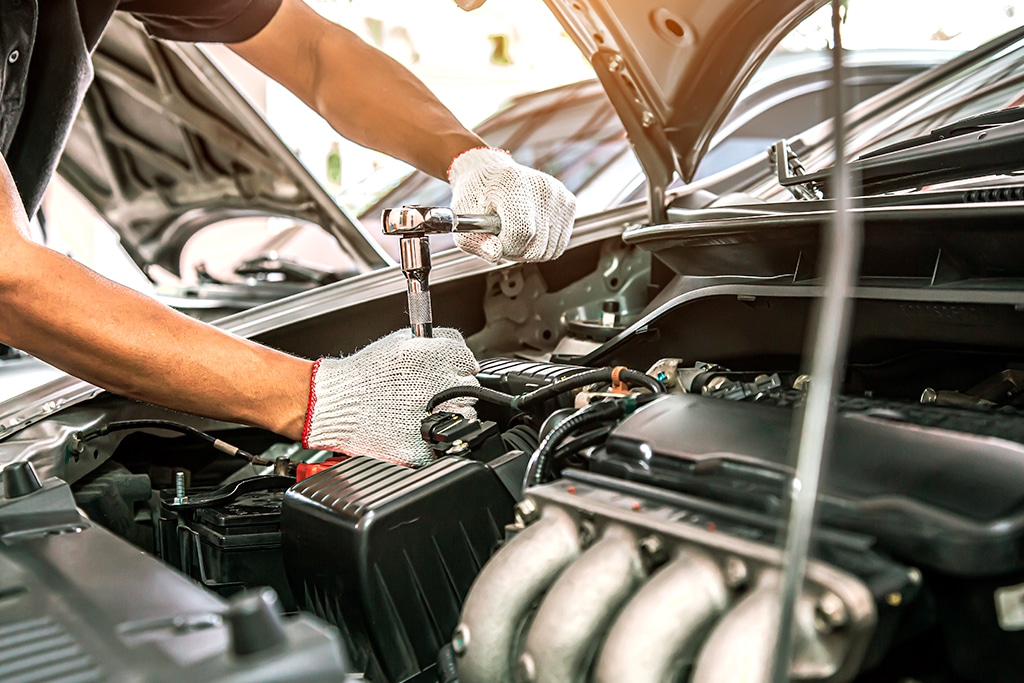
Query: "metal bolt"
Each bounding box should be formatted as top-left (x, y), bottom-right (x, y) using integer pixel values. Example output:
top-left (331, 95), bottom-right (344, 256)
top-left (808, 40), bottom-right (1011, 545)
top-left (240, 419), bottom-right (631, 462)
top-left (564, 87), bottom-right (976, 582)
top-left (793, 374), bottom-right (812, 392)
top-left (514, 498), bottom-right (540, 527)
top-left (516, 653), bottom-right (537, 683)
top-left (702, 376), bottom-right (728, 395)
top-left (67, 433), bottom-right (86, 458)
top-left (452, 624), bottom-right (470, 656)
top-left (815, 592), bottom-right (849, 632)
top-left (885, 592), bottom-right (903, 607)
top-left (724, 557), bottom-right (748, 589)
top-left (641, 111), bottom-right (656, 128)
top-left (608, 54), bottom-right (624, 72)
top-left (446, 439), bottom-right (470, 455)
top-left (273, 457), bottom-right (291, 477)
top-left (920, 387), bottom-right (938, 404)
top-left (638, 535), bottom-right (667, 570)
top-left (173, 471), bottom-right (186, 505)
top-left (907, 567), bottom-right (922, 585)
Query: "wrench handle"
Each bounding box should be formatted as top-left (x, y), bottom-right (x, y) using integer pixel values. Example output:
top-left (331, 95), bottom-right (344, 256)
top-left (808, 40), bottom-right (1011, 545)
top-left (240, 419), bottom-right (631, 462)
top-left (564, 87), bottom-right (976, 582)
top-left (452, 214), bottom-right (502, 235)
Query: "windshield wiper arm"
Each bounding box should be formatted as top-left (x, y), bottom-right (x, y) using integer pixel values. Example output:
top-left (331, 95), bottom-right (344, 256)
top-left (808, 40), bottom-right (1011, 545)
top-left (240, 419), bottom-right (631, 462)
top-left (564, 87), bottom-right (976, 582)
top-left (859, 105), bottom-right (1024, 160)
top-left (774, 108), bottom-right (1024, 197)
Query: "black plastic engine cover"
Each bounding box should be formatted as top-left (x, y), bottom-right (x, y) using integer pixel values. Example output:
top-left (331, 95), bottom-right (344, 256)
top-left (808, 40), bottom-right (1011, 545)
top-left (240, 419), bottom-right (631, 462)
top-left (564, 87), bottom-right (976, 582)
top-left (0, 473), bottom-right (346, 682)
top-left (281, 455), bottom-right (516, 683)
top-left (591, 393), bottom-right (1024, 576)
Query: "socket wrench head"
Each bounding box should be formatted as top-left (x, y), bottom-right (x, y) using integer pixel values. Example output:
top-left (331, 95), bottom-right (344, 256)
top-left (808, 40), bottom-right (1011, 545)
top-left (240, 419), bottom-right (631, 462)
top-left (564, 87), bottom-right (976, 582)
top-left (381, 206), bottom-right (501, 338)
top-left (382, 206), bottom-right (501, 236)
top-left (382, 206), bottom-right (455, 235)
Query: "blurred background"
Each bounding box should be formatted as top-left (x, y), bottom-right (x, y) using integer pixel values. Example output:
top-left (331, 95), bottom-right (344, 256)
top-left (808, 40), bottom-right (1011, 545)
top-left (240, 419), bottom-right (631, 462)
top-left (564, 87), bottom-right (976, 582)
top-left (202, 0), bottom-right (1024, 215)
top-left (32, 0), bottom-right (1024, 297)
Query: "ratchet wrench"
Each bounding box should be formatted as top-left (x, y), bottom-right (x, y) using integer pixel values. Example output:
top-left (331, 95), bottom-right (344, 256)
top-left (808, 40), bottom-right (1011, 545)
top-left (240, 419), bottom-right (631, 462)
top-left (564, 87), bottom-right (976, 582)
top-left (382, 206), bottom-right (501, 337)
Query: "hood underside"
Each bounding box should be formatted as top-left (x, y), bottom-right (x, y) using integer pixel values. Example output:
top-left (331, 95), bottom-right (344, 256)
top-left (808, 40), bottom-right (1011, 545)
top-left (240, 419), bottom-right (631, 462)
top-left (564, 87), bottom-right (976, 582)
top-left (540, 0), bottom-right (822, 190)
top-left (57, 15), bottom-right (388, 277)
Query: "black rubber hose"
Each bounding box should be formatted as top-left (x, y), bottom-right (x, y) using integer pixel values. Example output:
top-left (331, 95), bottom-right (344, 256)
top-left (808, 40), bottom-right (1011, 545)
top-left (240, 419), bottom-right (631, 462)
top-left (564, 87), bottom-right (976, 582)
top-left (427, 385), bottom-right (516, 412)
top-left (523, 393), bottom-right (663, 488)
top-left (523, 401), bottom-right (626, 488)
top-left (514, 367), bottom-right (663, 411)
top-left (549, 426), bottom-right (611, 466)
top-left (77, 419), bottom-right (266, 465)
top-left (501, 424), bottom-right (541, 454)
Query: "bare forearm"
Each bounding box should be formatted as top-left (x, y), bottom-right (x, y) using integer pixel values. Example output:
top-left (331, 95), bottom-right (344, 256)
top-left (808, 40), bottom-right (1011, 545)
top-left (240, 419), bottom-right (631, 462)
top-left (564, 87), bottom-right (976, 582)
top-left (230, 0), bottom-right (485, 179)
top-left (312, 35), bottom-right (484, 178)
top-left (0, 241), bottom-right (311, 439)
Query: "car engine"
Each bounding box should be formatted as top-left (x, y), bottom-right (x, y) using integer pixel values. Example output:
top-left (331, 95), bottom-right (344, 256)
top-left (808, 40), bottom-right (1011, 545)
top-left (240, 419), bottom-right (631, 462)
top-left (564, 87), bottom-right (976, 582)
top-left (12, 320), bottom-right (1016, 683)
top-left (3, 219), bottom-right (1024, 683)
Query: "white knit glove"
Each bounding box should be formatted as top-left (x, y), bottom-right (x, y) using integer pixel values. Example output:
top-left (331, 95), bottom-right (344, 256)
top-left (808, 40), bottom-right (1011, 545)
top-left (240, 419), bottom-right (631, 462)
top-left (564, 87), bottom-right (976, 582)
top-left (302, 328), bottom-right (480, 467)
top-left (449, 147), bottom-right (576, 263)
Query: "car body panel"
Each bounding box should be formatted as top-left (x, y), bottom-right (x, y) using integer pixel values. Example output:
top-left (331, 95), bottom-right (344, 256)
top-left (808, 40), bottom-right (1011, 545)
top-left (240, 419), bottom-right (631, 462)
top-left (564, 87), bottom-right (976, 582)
top-left (539, 0), bottom-right (821, 192)
top-left (58, 15), bottom-right (390, 279)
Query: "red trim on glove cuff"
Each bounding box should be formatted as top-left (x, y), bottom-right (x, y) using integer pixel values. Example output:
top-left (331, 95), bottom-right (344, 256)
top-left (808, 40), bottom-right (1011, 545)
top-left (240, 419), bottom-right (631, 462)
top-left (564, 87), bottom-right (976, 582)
top-left (447, 146), bottom-right (512, 181)
top-left (301, 358), bottom-right (323, 449)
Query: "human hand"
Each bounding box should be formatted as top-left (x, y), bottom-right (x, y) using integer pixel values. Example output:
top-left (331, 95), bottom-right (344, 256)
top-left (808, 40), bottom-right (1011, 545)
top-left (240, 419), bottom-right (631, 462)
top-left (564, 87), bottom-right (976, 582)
top-left (301, 328), bottom-right (480, 467)
top-left (449, 147), bottom-right (576, 263)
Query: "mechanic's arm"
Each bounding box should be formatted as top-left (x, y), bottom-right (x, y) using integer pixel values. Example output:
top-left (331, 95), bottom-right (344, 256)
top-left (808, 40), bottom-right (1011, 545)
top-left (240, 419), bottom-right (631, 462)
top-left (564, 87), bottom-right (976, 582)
top-left (0, 155), bottom-right (312, 440)
top-left (230, 0), bottom-right (483, 180)
top-left (230, 0), bottom-right (577, 263)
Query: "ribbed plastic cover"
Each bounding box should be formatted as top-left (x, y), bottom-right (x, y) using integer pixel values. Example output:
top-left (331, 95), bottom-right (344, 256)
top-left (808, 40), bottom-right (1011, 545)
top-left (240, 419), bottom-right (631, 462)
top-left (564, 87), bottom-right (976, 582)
top-left (0, 617), bottom-right (103, 683)
top-left (282, 456), bottom-right (515, 682)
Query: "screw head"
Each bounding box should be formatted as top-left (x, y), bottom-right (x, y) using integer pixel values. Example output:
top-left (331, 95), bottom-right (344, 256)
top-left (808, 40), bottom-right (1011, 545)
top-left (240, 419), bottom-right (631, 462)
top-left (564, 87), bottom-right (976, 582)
top-left (907, 567), bottom-right (922, 585)
top-left (452, 624), bottom-right (470, 656)
top-left (641, 111), bottom-right (656, 128)
top-left (724, 557), bottom-right (748, 589)
top-left (815, 592), bottom-right (849, 632)
top-left (514, 498), bottom-right (540, 527)
top-left (608, 54), bottom-right (624, 72)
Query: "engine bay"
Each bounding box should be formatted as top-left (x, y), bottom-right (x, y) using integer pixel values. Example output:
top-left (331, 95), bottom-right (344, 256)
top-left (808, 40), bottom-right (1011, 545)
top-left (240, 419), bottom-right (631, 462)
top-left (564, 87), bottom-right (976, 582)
top-left (2, 213), bottom-right (1024, 682)
top-left (22, 307), bottom-right (1024, 682)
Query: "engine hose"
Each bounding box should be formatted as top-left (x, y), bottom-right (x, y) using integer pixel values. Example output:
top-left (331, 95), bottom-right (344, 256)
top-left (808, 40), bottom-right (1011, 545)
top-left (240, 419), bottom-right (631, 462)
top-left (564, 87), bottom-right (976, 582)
top-left (513, 367), bottom-right (664, 412)
top-left (523, 394), bottom-right (659, 488)
top-left (502, 424), bottom-right (541, 454)
top-left (427, 366), bottom-right (663, 418)
top-left (549, 426), bottom-right (611, 466)
top-left (427, 385), bottom-right (516, 412)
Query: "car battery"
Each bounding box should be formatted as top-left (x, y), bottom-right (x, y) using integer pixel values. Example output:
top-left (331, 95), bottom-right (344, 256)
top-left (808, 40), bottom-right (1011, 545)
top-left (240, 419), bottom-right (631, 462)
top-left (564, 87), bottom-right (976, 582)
top-left (160, 489), bottom-right (295, 611)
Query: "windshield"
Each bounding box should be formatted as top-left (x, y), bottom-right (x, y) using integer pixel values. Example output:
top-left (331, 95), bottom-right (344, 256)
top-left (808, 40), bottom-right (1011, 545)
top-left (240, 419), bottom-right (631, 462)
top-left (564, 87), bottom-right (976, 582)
top-left (854, 37), bottom-right (1024, 157)
top-left (359, 82), bottom-right (637, 228)
top-left (746, 28), bottom-right (1024, 201)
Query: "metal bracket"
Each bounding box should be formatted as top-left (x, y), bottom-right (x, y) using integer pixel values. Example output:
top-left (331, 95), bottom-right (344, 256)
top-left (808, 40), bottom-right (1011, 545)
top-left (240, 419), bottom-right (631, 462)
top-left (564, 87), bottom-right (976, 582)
top-left (769, 140), bottom-right (824, 201)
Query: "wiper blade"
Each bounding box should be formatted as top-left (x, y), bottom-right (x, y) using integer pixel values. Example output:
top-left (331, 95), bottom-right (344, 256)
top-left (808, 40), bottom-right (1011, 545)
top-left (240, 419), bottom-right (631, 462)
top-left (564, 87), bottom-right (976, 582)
top-left (859, 105), bottom-right (1024, 159)
top-left (775, 110), bottom-right (1024, 197)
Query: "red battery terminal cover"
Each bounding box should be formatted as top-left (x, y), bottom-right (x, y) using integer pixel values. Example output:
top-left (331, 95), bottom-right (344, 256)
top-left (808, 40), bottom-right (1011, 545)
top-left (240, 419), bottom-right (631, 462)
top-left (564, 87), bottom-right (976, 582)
top-left (296, 456), bottom-right (349, 482)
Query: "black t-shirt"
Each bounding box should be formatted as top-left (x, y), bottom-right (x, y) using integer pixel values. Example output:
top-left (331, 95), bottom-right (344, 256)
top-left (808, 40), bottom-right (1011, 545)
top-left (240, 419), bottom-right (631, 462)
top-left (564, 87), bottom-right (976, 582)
top-left (3, 0), bottom-right (282, 217)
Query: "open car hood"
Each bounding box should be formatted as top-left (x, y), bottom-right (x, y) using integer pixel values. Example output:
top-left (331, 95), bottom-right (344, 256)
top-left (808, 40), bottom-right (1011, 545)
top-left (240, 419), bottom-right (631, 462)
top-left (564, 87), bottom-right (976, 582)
top-left (57, 15), bottom-right (389, 277)
top-left (540, 0), bottom-right (822, 206)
